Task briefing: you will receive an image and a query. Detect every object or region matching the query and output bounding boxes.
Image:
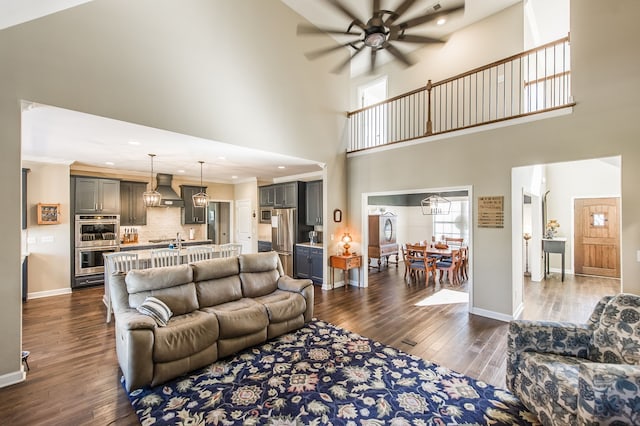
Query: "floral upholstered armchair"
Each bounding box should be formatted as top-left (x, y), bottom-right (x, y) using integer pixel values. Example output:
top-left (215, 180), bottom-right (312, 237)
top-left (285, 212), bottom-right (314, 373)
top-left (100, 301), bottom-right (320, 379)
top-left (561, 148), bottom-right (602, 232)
top-left (507, 294), bottom-right (640, 426)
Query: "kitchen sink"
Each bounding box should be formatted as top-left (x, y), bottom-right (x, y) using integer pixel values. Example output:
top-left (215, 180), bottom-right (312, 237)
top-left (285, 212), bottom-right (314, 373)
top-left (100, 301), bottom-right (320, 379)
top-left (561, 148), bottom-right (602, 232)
top-left (148, 238), bottom-right (186, 243)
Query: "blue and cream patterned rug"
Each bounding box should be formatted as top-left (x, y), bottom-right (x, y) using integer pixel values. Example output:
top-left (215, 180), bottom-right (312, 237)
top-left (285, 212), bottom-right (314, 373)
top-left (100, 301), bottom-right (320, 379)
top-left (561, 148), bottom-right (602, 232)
top-left (126, 320), bottom-right (538, 425)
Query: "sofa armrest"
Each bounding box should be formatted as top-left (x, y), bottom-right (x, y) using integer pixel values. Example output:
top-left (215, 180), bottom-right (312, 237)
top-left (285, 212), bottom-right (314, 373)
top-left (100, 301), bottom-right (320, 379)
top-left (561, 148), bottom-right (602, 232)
top-left (578, 363), bottom-right (640, 425)
top-left (115, 309), bottom-right (157, 330)
top-left (277, 275), bottom-right (313, 293)
top-left (506, 320), bottom-right (591, 390)
top-left (277, 276), bottom-right (314, 322)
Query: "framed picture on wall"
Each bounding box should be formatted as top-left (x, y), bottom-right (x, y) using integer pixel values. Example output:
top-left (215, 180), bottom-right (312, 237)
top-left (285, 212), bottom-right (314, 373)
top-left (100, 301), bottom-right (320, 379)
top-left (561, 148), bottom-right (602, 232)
top-left (37, 203), bottom-right (61, 225)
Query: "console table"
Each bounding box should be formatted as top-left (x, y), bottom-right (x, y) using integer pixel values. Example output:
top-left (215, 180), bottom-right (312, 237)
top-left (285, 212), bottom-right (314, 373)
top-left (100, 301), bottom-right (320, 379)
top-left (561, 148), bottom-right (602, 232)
top-left (329, 255), bottom-right (362, 288)
top-left (542, 238), bottom-right (566, 282)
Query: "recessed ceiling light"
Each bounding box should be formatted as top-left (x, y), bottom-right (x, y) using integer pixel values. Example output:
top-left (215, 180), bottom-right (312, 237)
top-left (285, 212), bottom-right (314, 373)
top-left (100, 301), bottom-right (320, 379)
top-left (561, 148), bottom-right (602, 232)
top-left (218, 156), bottom-right (226, 160)
top-left (436, 18), bottom-right (447, 26)
top-left (105, 161), bottom-right (115, 166)
top-left (177, 169), bottom-right (186, 173)
top-left (278, 166), bottom-right (286, 169)
top-left (128, 140), bottom-right (141, 145)
top-left (231, 175), bottom-right (238, 179)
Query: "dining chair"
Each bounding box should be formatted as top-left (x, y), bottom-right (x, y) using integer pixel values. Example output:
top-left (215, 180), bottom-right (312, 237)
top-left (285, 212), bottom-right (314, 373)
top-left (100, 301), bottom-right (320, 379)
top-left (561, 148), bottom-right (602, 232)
top-left (219, 243), bottom-right (243, 258)
top-left (151, 248), bottom-right (180, 268)
top-left (458, 246), bottom-right (469, 282)
top-left (444, 237), bottom-right (464, 248)
top-left (404, 243), bottom-right (437, 285)
top-left (187, 245), bottom-right (215, 263)
top-left (436, 249), bottom-right (461, 285)
top-left (105, 252), bottom-right (139, 323)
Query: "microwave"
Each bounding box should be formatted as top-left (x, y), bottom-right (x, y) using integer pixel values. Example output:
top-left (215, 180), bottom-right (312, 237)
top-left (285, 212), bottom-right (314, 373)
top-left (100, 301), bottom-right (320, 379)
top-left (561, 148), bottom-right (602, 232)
top-left (260, 208), bottom-right (272, 224)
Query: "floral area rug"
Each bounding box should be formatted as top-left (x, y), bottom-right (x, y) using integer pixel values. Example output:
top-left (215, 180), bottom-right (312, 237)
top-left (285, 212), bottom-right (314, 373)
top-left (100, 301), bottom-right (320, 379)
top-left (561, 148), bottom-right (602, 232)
top-left (126, 319), bottom-right (538, 425)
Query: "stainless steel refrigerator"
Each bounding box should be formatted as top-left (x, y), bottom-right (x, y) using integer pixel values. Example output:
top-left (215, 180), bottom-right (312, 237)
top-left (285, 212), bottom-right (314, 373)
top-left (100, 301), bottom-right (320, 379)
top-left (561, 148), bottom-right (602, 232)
top-left (207, 201), bottom-right (230, 245)
top-left (271, 208), bottom-right (295, 276)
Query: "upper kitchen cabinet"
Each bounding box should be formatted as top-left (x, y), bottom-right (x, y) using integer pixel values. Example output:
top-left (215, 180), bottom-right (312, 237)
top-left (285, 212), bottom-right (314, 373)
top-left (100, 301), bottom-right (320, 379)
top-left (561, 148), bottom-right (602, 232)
top-left (120, 181), bottom-right (147, 226)
top-left (181, 185), bottom-right (207, 224)
top-left (274, 182), bottom-right (297, 208)
top-left (305, 180), bottom-right (323, 226)
top-left (260, 182), bottom-right (299, 208)
top-left (74, 177), bottom-right (120, 214)
top-left (259, 185), bottom-right (275, 207)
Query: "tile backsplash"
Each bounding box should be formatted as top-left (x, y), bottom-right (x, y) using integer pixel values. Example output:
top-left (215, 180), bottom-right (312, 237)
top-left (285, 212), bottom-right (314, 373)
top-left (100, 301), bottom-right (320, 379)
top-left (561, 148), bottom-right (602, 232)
top-left (120, 207), bottom-right (207, 243)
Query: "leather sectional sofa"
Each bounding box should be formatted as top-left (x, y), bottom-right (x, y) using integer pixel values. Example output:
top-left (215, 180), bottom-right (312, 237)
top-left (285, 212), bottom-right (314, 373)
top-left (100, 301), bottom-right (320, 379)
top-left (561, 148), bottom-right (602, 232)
top-left (110, 251), bottom-right (314, 391)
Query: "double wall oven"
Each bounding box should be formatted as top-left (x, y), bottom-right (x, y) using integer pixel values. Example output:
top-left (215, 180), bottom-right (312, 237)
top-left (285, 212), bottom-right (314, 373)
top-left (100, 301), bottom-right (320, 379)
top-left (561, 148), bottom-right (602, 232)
top-left (74, 214), bottom-right (120, 287)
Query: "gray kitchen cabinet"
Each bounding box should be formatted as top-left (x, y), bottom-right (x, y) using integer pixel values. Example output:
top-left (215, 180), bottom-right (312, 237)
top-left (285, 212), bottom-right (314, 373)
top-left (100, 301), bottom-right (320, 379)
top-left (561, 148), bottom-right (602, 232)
top-left (181, 185), bottom-right (207, 224)
top-left (274, 182), bottom-right (297, 208)
top-left (75, 177), bottom-right (120, 214)
top-left (259, 185), bottom-right (275, 207)
top-left (120, 181), bottom-right (147, 226)
top-left (294, 245), bottom-right (323, 284)
top-left (305, 180), bottom-right (323, 226)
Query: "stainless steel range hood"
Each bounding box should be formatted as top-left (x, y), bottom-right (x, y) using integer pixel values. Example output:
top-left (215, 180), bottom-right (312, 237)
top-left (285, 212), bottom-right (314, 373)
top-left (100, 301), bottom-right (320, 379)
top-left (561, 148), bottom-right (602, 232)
top-left (154, 173), bottom-right (184, 207)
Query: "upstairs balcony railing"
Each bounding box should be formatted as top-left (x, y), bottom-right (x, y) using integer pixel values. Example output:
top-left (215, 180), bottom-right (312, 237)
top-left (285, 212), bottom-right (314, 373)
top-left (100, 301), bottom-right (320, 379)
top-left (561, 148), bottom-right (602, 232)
top-left (347, 36), bottom-right (574, 153)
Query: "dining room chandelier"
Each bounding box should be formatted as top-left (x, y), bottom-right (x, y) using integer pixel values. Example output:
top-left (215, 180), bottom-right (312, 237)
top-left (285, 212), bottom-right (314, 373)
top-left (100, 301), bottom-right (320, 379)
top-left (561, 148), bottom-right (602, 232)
top-left (142, 154), bottom-right (162, 207)
top-left (421, 194), bottom-right (451, 215)
top-left (192, 160), bottom-right (209, 208)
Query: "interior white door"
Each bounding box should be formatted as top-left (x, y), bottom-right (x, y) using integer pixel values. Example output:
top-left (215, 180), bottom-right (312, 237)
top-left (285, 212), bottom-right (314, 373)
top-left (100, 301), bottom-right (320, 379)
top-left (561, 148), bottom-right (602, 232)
top-left (236, 199), bottom-right (252, 254)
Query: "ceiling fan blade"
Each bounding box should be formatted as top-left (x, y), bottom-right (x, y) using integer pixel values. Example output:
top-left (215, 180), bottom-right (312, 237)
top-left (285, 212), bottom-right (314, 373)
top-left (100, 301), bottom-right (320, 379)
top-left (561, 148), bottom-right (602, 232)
top-left (332, 45), bottom-right (365, 74)
top-left (384, 0), bottom-right (417, 26)
top-left (326, 0), bottom-right (366, 30)
top-left (297, 24), bottom-right (361, 36)
top-left (396, 5), bottom-right (465, 30)
top-left (304, 41), bottom-right (361, 60)
top-left (389, 32), bottom-right (443, 44)
top-left (383, 42), bottom-right (413, 67)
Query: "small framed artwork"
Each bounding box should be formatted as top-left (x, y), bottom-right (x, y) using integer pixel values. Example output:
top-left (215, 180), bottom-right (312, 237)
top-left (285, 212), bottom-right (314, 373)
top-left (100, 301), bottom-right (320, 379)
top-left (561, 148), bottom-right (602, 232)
top-left (37, 203), bottom-right (61, 225)
top-left (333, 209), bottom-right (342, 223)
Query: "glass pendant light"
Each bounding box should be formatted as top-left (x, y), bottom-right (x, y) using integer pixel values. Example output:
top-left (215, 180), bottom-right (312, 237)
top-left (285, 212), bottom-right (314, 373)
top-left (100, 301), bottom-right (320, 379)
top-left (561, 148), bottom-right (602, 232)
top-left (142, 154), bottom-right (162, 207)
top-left (192, 160), bottom-right (208, 208)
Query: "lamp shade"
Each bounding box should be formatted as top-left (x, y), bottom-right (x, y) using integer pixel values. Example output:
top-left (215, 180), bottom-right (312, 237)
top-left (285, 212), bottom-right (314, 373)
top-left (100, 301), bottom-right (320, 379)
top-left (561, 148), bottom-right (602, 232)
top-left (342, 233), bottom-right (352, 256)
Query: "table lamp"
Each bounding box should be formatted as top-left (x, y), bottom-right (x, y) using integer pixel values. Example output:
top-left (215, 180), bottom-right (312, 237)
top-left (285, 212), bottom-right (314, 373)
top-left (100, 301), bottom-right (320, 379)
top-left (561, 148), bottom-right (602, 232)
top-left (342, 233), bottom-right (352, 256)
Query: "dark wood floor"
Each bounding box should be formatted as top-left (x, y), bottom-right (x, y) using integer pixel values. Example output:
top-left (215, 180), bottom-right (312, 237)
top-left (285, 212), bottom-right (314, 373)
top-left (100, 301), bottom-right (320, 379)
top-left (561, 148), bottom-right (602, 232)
top-left (0, 267), bottom-right (619, 425)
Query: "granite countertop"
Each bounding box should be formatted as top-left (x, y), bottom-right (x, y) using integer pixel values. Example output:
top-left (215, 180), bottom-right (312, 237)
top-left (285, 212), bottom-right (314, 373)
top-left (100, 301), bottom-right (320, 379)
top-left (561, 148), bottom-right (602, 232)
top-left (120, 239), bottom-right (212, 250)
top-left (295, 242), bottom-right (324, 249)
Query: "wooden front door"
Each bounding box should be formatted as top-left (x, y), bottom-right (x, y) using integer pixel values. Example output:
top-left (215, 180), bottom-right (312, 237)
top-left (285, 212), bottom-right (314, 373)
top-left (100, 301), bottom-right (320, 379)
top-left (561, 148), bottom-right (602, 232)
top-left (574, 198), bottom-right (620, 277)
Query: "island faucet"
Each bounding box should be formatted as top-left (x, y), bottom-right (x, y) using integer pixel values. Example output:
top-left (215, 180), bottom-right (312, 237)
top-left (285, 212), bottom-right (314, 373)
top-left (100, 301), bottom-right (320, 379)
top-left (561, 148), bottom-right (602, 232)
top-left (176, 232), bottom-right (182, 250)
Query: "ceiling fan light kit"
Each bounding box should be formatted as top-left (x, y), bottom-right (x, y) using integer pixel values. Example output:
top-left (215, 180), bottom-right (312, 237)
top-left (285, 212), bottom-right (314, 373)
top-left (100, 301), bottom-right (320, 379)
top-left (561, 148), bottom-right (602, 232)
top-left (298, 0), bottom-right (465, 73)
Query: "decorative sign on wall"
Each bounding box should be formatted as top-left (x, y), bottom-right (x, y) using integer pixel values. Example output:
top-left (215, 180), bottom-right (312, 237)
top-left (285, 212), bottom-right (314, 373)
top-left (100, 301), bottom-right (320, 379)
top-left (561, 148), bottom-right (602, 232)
top-left (478, 196), bottom-right (504, 228)
top-left (37, 203), bottom-right (61, 225)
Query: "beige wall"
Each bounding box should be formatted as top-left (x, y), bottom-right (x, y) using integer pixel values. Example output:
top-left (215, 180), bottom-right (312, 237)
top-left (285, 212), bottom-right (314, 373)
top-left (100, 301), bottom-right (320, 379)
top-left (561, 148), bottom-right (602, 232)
top-left (347, 1), bottom-right (640, 319)
top-left (23, 161), bottom-right (72, 296)
top-left (0, 0), bottom-right (349, 385)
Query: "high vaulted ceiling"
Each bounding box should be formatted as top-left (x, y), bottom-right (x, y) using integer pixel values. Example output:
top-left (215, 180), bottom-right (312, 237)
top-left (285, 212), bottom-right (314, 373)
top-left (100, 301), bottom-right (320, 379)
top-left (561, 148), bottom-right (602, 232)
top-left (9, 0), bottom-right (519, 183)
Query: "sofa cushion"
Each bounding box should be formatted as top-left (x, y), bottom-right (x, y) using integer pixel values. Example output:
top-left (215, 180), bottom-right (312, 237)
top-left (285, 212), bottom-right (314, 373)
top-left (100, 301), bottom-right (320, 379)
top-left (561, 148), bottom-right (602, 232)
top-left (239, 252), bottom-right (280, 298)
top-left (192, 257), bottom-right (239, 282)
top-left (153, 311), bottom-right (219, 363)
top-left (128, 282), bottom-right (199, 317)
top-left (202, 299), bottom-right (268, 339)
top-left (127, 264), bottom-right (193, 292)
top-left (253, 290), bottom-right (307, 322)
top-left (590, 293), bottom-right (640, 364)
top-left (518, 352), bottom-right (589, 415)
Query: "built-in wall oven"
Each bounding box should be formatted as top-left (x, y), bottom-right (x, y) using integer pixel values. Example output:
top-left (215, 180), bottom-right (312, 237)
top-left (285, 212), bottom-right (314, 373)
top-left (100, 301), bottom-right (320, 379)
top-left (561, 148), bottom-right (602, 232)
top-left (74, 215), bottom-right (120, 286)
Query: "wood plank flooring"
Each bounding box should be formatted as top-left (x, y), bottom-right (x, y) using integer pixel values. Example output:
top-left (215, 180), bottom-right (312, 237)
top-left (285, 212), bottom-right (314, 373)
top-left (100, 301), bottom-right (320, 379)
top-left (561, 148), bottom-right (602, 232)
top-left (0, 268), bottom-right (619, 425)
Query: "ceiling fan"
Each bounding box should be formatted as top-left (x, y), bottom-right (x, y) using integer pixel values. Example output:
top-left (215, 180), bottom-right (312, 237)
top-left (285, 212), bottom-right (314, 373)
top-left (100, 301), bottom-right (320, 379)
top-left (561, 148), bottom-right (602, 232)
top-left (298, 0), bottom-right (465, 73)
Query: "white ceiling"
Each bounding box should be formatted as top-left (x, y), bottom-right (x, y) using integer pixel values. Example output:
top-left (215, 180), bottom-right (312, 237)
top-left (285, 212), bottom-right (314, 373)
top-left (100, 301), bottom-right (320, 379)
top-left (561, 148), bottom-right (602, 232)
top-left (10, 0), bottom-right (519, 183)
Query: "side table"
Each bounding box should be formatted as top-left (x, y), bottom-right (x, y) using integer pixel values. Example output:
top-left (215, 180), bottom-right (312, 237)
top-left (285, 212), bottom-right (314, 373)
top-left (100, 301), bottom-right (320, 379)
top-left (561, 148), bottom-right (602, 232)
top-left (330, 255), bottom-right (362, 288)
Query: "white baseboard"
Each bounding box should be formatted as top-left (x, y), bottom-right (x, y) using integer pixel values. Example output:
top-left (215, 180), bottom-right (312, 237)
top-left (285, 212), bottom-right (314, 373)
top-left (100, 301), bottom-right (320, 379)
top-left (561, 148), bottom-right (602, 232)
top-left (27, 288), bottom-right (72, 300)
top-left (470, 306), bottom-right (515, 322)
top-left (0, 367), bottom-right (25, 389)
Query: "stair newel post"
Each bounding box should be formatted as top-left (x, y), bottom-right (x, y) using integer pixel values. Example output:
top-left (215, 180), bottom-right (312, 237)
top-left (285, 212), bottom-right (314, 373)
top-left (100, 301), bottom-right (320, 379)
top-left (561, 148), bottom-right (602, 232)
top-left (425, 79), bottom-right (433, 135)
